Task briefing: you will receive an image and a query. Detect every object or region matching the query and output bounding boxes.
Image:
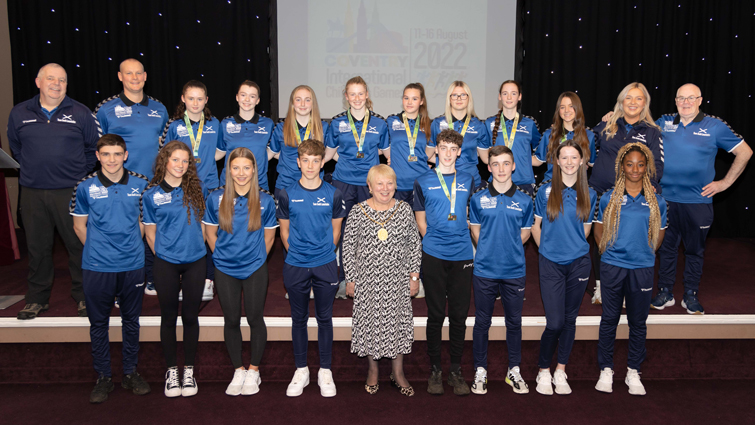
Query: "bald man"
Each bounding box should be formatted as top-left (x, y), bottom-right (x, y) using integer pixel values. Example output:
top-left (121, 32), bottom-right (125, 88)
top-left (651, 83), bottom-right (752, 314)
top-left (8, 63), bottom-right (99, 319)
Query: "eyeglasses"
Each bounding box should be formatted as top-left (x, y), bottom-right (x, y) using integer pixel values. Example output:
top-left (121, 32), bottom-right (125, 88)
top-left (675, 96), bottom-right (701, 104)
top-left (450, 93), bottom-right (469, 100)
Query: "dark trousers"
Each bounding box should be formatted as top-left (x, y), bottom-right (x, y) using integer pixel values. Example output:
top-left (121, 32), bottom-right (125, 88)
top-left (205, 243), bottom-right (214, 281)
top-left (153, 256), bottom-right (206, 367)
top-left (143, 238), bottom-right (154, 284)
top-left (394, 189), bottom-right (414, 205)
top-left (537, 253), bottom-right (591, 368)
top-left (472, 275), bottom-right (525, 369)
top-left (331, 180), bottom-right (371, 281)
top-left (283, 260), bottom-right (339, 368)
top-left (422, 252), bottom-right (473, 367)
top-left (83, 268), bottom-right (145, 377)
top-left (20, 186), bottom-right (84, 304)
top-left (658, 201), bottom-right (713, 293)
top-left (597, 263), bottom-right (653, 371)
top-left (215, 264), bottom-right (269, 368)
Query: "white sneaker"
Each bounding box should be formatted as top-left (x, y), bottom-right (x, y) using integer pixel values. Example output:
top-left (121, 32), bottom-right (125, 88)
top-left (553, 369), bottom-right (572, 395)
top-left (182, 366), bottom-right (198, 397)
top-left (535, 369), bottom-right (553, 395)
top-left (592, 280), bottom-right (602, 305)
top-left (335, 280), bottom-right (347, 299)
top-left (164, 367), bottom-right (181, 397)
top-left (286, 367), bottom-right (310, 397)
top-left (595, 367), bottom-right (614, 393)
top-left (310, 288), bottom-right (315, 299)
top-left (144, 282), bottom-right (157, 296)
top-left (471, 367), bottom-right (487, 395)
top-left (202, 279), bottom-right (214, 301)
top-left (178, 290), bottom-right (183, 302)
top-left (225, 369), bottom-right (246, 396)
top-left (625, 368), bottom-right (646, 396)
top-left (318, 368), bottom-right (337, 397)
top-left (416, 280), bottom-right (426, 298)
top-left (505, 366), bottom-right (529, 394)
top-left (241, 369), bottom-right (261, 395)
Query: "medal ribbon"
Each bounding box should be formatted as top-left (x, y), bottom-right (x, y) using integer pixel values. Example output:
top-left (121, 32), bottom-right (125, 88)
top-left (499, 112), bottom-right (519, 149)
top-left (293, 120), bottom-right (312, 145)
top-left (446, 115), bottom-right (471, 137)
top-left (435, 168), bottom-right (457, 215)
top-left (347, 109), bottom-right (370, 154)
top-left (183, 112), bottom-right (204, 157)
top-left (402, 113), bottom-right (420, 156)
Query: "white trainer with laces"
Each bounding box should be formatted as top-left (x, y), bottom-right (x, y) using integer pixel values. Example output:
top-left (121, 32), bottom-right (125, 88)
top-left (595, 367), bottom-right (614, 393)
top-left (535, 369), bottom-right (553, 395)
top-left (471, 367), bottom-right (487, 395)
top-left (318, 368), bottom-right (337, 397)
top-left (182, 366), bottom-right (198, 397)
top-left (591, 280), bottom-right (602, 305)
top-left (164, 367), bottom-right (181, 397)
top-left (505, 366), bottom-right (529, 394)
top-left (625, 368), bottom-right (646, 396)
top-left (202, 279), bottom-right (214, 301)
top-left (286, 367), bottom-right (310, 397)
top-left (226, 369), bottom-right (246, 396)
top-left (553, 369), bottom-right (572, 395)
top-left (242, 369), bottom-right (261, 395)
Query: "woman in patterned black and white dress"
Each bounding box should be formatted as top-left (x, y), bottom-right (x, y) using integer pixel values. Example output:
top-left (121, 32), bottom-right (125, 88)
top-left (343, 164), bottom-right (422, 396)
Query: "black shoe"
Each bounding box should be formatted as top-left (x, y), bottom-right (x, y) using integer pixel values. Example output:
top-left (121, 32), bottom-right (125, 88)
top-left (122, 371), bottom-right (151, 395)
top-left (77, 300), bottom-right (87, 317)
top-left (17, 303), bottom-right (49, 320)
top-left (90, 375), bottom-right (114, 404)
top-left (427, 366), bottom-right (444, 395)
top-left (448, 369), bottom-right (470, 396)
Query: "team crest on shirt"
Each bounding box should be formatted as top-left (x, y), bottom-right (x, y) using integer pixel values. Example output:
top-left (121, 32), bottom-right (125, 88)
top-left (622, 195), bottom-right (628, 206)
top-left (176, 124), bottom-right (189, 137)
top-left (153, 192), bottom-right (172, 206)
top-left (313, 197), bottom-right (330, 207)
top-left (88, 184), bottom-right (108, 199)
top-left (632, 134), bottom-right (647, 143)
top-left (204, 125), bottom-right (216, 134)
top-left (338, 121), bottom-right (350, 133)
top-left (226, 122), bottom-right (242, 134)
top-left (128, 188), bottom-right (141, 197)
top-left (392, 120), bottom-right (406, 131)
top-left (466, 126), bottom-right (478, 134)
top-left (456, 183), bottom-right (468, 192)
top-left (440, 120), bottom-right (449, 130)
top-left (663, 121), bottom-right (678, 132)
top-left (148, 110), bottom-right (162, 118)
top-left (518, 124), bottom-right (529, 133)
top-left (693, 128), bottom-right (710, 137)
top-left (114, 105), bottom-right (132, 118)
top-left (506, 201), bottom-right (522, 212)
top-left (254, 127), bottom-right (268, 135)
top-left (57, 114), bottom-right (76, 124)
top-left (480, 195), bottom-right (497, 209)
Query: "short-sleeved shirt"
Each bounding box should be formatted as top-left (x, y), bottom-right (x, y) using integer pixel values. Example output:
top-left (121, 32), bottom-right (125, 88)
top-left (218, 113), bottom-right (275, 190)
top-left (326, 111), bottom-right (389, 186)
top-left (95, 93), bottom-right (169, 180)
top-left (534, 180), bottom-right (597, 265)
top-left (162, 117), bottom-right (221, 190)
top-left (386, 112), bottom-right (431, 192)
top-left (413, 169), bottom-right (474, 261)
top-left (276, 181), bottom-right (346, 267)
top-left (269, 119), bottom-right (329, 190)
top-left (69, 170), bottom-right (149, 272)
top-left (430, 115), bottom-right (490, 188)
top-left (535, 128), bottom-right (597, 181)
top-left (470, 184), bottom-right (534, 279)
top-left (596, 188), bottom-right (668, 269)
top-left (484, 114), bottom-right (541, 186)
top-left (141, 180), bottom-right (205, 264)
top-left (203, 188), bottom-right (278, 279)
top-left (656, 112), bottom-right (743, 204)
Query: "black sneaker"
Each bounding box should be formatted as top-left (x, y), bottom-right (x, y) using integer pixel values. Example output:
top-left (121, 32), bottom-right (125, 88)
top-left (427, 365), bottom-right (444, 395)
top-left (122, 371), bottom-right (151, 395)
top-left (448, 369), bottom-right (470, 396)
top-left (17, 303), bottom-right (49, 320)
top-left (90, 375), bottom-right (114, 404)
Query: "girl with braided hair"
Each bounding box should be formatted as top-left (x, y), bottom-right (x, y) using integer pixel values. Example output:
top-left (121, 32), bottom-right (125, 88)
top-left (141, 140), bottom-right (207, 397)
top-left (593, 143), bottom-right (667, 396)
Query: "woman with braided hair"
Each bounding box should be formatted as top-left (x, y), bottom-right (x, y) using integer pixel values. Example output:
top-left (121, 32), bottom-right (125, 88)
top-left (593, 143), bottom-right (667, 396)
top-left (142, 140), bottom-right (207, 397)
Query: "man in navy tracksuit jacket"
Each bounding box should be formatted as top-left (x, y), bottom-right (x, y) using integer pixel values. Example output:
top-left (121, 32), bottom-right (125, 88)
top-left (7, 63), bottom-right (99, 320)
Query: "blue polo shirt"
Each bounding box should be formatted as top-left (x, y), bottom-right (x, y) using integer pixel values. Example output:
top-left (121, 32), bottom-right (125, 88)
top-left (470, 184), bottom-right (534, 279)
top-left (69, 170), bottom-right (149, 272)
top-left (535, 128), bottom-right (597, 181)
top-left (276, 181), bottom-right (346, 267)
top-left (95, 92), bottom-right (169, 179)
top-left (655, 112), bottom-right (743, 204)
top-left (534, 180), bottom-right (597, 265)
top-left (596, 188), bottom-right (668, 269)
top-left (386, 112), bottom-right (431, 192)
top-left (484, 114), bottom-right (541, 186)
top-left (162, 117), bottom-right (221, 190)
top-left (413, 169), bottom-right (474, 261)
top-left (326, 111), bottom-right (389, 186)
top-left (430, 115), bottom-right (490, 188)
top-left (203, 188), bottom-right (278, 279)
top-left (269, 119), bottom-right (329, 190)
top-left (141, 181), bottom-right (205, 264)
top-left (218, 113), bottom-right (275, 190)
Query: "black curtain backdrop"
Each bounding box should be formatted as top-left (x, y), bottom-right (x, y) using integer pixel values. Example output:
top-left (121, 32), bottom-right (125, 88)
top-left (518, 0), bottom-right (754, 237)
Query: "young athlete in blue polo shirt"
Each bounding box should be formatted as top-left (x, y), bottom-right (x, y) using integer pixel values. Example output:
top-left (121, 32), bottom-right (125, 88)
top-left (430, 81), bottom-right (490, 189)
top-left (203, 147), bottom-right (278, 397)
top-left (269, 85), bottom-right (328, 199)
top-left (276, 139), bottom-right (346, 398)
top-left (69, 134), bottom-right (150, 403)
top-left (484, 80), bottom-right (541, 196)
top-left (533, 92), bottom-right (596, 181)
top-left (532, 139), bottom-right (597, 396)
top-left (594, 143), bottom-right (667, 396)
top-left (217, 81), bottom-right (275, 190)
top-left (469, 145), bottom-right (534, 396)
top-left (414, 129), bottom-right (475, 396)
top-left (142, 141), bottom-right (207, 398)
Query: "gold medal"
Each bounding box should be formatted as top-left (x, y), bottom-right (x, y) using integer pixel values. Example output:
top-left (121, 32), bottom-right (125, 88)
top-left (356, 152), bottom-right (365, 158)
top-left (195, 157), bottom-right (201, 163)
top-left (377, 228), bottom-right (388, 241)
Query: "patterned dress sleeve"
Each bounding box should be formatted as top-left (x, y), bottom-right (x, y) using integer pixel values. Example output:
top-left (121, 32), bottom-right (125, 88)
top-left (342, 205), bottom-right (363, 283)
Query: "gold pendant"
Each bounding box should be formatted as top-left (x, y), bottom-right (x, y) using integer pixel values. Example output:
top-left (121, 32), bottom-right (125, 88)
top-left (377, 228), bottom-right (388, 241)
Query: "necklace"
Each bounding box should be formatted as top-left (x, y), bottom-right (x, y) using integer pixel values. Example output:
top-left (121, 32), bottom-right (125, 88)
top-left (359, 200), bottom-right (400, 241)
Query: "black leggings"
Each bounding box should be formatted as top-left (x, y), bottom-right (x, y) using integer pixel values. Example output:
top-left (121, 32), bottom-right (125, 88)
top-left (215, 264), bottom-right (269, 368)
top-left (153, 256), bottom-right (206, 367)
